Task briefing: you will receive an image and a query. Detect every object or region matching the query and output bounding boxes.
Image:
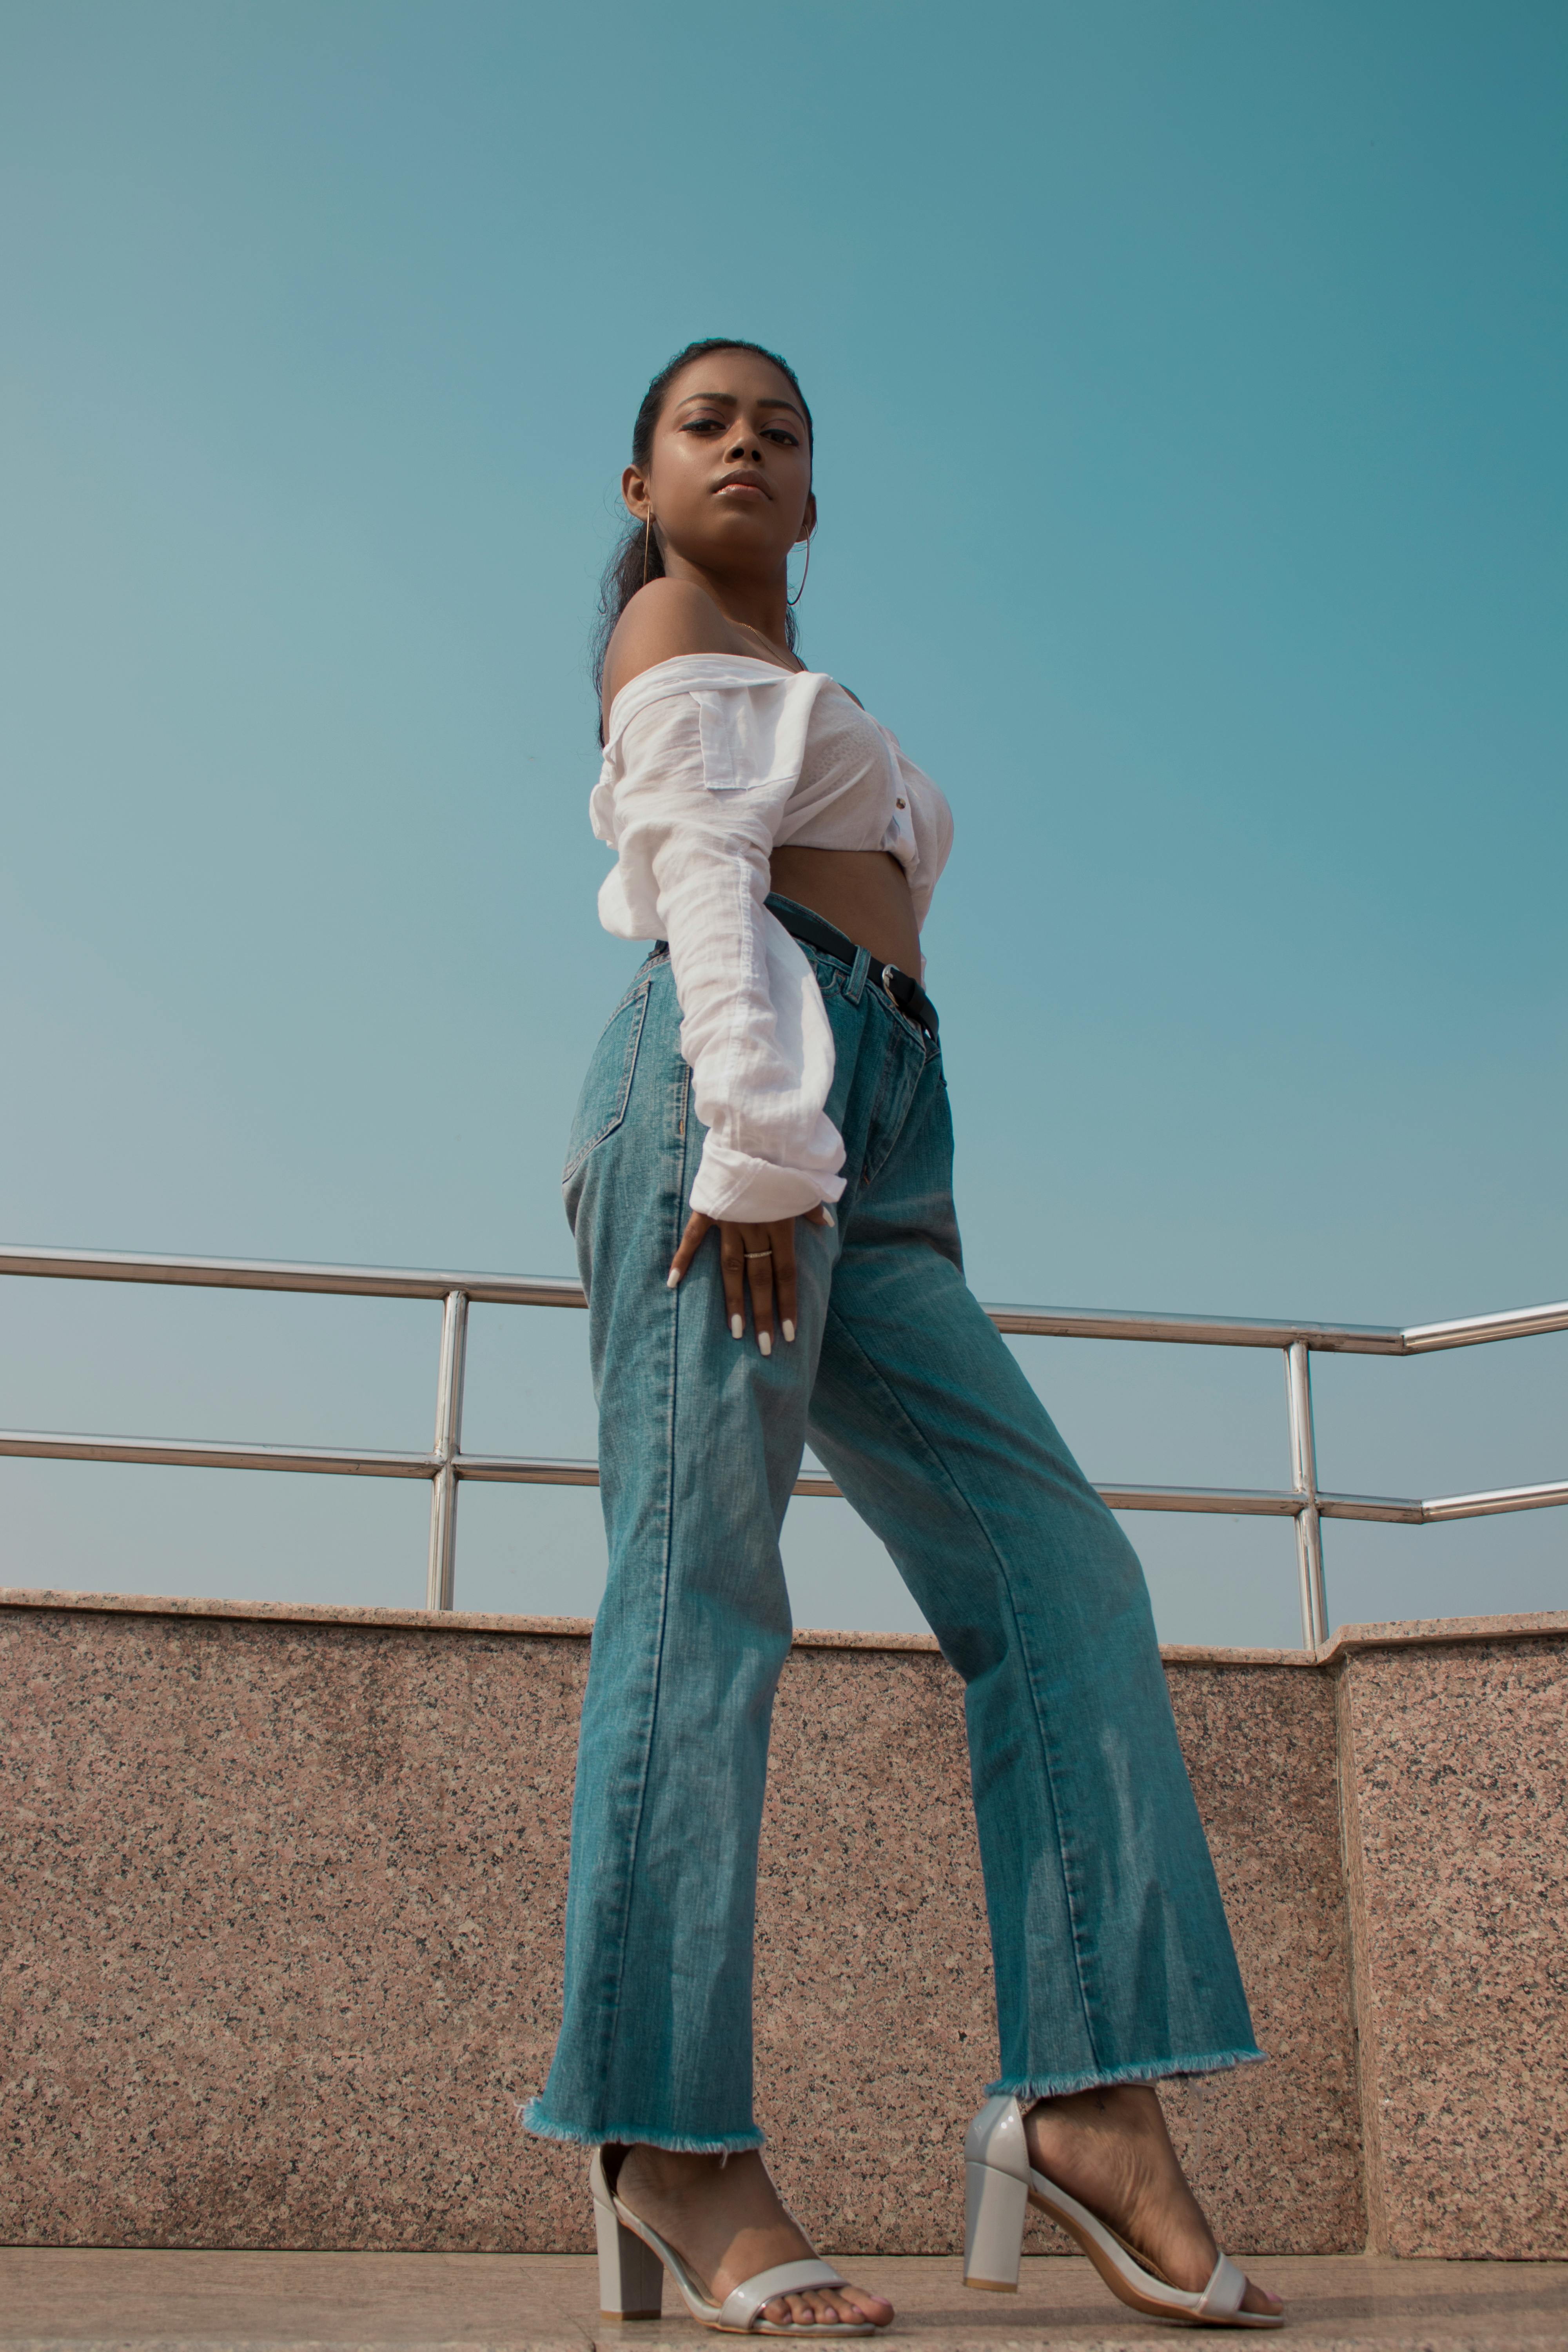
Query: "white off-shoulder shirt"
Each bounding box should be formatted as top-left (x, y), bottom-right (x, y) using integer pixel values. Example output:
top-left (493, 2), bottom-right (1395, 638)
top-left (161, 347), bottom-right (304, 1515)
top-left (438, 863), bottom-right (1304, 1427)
top-left (591, 655), bottom-right (953, 1225)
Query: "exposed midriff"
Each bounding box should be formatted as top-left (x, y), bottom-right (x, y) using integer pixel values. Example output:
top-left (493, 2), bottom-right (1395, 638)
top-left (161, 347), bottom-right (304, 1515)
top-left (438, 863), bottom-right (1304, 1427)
top-left (768, 845), bottom-right (921, 975)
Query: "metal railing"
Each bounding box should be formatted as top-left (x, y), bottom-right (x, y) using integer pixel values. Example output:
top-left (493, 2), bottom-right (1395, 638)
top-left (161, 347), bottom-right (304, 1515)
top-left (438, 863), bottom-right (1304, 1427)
top-left (1, 1243), bottom-right (1564, 1649)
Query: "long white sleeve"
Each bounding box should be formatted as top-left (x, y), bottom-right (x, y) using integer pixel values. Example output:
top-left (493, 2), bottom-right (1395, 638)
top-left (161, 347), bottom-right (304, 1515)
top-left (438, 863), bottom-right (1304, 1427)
top-left (592, 659), bottom-right (847, 1224)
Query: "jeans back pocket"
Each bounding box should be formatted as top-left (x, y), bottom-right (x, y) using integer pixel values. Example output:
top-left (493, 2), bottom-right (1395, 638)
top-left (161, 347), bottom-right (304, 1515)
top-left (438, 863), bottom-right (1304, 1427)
top-left (562, 975), bottom-right (653, 1186)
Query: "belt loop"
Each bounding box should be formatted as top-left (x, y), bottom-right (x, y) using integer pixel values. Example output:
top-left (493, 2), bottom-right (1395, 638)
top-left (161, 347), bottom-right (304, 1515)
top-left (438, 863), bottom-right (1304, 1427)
top-left (846, 944), bottom-right (871, 1004)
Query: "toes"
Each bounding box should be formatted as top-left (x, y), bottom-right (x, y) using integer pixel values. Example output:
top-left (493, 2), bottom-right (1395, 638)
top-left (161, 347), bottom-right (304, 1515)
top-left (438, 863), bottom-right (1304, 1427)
top-left (759, 2283), bottom-right (893, 2330)
top-left (762, 2287), bottom-right (892, 2329)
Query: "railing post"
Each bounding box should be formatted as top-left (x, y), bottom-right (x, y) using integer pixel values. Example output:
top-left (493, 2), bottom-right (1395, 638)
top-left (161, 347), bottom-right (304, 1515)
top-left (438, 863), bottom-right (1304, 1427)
top-left (1285, 1338), bottom-right (1328, 1650)
top-left (426, 1289), bottom-right (469, 1610)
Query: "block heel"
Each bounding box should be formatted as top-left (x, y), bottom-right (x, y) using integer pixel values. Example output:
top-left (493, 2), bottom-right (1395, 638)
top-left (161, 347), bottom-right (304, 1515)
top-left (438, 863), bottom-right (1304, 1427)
top-left (593, 2162), bottom-right (665, 2319)
top-left (962, 2156), bottom-right (1029, 2291)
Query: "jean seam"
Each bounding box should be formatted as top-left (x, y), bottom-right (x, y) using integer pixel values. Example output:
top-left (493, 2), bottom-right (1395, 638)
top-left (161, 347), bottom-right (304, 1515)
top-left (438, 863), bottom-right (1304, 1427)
top-left (562, 981), bottom-right (652, 1186)
top-left (818, 1297), bottom-right (1105, 2073)
top-left (859, 1027), bottom-right (927, 1192)
top-left (594, 1056), bottom-right (693, 2095)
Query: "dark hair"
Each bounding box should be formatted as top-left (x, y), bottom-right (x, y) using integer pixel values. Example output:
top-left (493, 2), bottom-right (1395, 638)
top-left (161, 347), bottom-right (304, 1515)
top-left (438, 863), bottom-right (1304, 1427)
top-left (592, 337), bottom-right (815, 716)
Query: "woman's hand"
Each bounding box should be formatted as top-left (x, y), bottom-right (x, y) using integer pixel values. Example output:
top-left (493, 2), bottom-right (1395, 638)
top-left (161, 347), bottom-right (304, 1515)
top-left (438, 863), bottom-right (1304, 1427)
top-left (667, 1204), bottom-right (834, 1354)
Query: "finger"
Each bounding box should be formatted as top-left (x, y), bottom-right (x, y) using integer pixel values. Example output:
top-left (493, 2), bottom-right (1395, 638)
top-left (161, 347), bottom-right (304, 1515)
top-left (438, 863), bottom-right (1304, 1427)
top-left (667, 1212), bottom-right (712, 1287)
top-left (720, 1223), bottom-right (746, 1338)
top-left (743, 1229), bottom-right (775, 1354)
top-left (805, 1202), bottom-right (835, 1229)
top-left (772, 1219), bottom-right (799, 1343)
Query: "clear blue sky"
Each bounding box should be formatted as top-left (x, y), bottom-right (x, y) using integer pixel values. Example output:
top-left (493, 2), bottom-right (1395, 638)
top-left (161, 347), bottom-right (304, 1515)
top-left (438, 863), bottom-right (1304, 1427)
top-left (1, 0), bottom-right (1563, 1644)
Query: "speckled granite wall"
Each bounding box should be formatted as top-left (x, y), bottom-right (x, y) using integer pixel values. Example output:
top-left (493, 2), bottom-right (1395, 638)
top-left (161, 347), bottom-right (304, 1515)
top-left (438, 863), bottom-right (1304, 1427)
top-left (0, 1593), bottom-right (1361, 2259)
top-left (1333, 1620), bottom-right (1568, 2259)
top-left (0, 1600), bottom-right (591, 2253)
top-left (4, 1593), bottom-right (1555, 2262)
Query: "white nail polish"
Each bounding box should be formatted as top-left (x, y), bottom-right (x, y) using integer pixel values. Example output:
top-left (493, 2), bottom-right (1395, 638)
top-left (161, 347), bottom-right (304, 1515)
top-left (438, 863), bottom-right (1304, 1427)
top-left (782, 1319), bottom-right (795, 1344)
top-left (666, 1268), bottom-right (681, 1289)
top-left (758, 1330), bottom-right (772, 1357)
top-left (822, 1208), bottom-right (835, 1228)
top-left (731, 1314), bottom-right (744, 1339)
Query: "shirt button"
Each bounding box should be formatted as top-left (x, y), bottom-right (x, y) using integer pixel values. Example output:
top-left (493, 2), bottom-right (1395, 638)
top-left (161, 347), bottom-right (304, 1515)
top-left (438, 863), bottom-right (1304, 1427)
top-left (895, 797), bottom-right (906, 808)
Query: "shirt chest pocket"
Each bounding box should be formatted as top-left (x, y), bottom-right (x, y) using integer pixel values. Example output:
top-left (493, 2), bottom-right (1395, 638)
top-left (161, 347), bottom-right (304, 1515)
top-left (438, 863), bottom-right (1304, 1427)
top-left (693, 681), bottom-right (817, 794)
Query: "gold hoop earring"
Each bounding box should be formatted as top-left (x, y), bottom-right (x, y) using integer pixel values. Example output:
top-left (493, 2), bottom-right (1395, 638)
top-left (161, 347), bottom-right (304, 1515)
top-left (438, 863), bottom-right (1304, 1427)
top-left (788, 531), bottom-right (812, 607)
top-left (641, 509), bottom-right (652, 588)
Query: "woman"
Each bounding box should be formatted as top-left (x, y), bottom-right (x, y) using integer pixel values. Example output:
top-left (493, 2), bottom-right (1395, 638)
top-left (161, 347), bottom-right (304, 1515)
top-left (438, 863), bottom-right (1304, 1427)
top-left (524, 338), bottom-right (1283, 2336)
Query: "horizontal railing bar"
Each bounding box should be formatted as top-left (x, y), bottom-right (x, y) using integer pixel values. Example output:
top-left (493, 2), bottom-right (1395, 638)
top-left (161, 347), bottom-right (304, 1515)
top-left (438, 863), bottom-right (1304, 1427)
top-left (457, 1462), bottom-right (1313, 1512)
top-left (0, 1245), bottom-right (586, 1310)
top-left (1397, 1302), bottom-right (1568, 1353)
top-left (1098, 1482), bottom-right (1307, 1515)
top-left (0, 1430), bottom-right (436, 1477)
top-left (456, 1453), bottom-right (601, 1487)
top-left (1417, 1477), bottom-right (1568, 1521)
top-left (1315, 1490), bottom-right (1425, 1525)
top-left (2, 1427), bottom-right (1560, 1528)
top-left (1314, 1481), bottom-right (1568, 1523)
top-left (440, 1457), bottom-right (844, 1499)
top-left (981, 1303), bottom-right (1405, 1352)
top-left (990, 1306), bottom-right (1553, 1353)
top-left (3, 1245), bottom-right (1564, 1357)
top-left (449, 1466), bottom-right (1568, 1519)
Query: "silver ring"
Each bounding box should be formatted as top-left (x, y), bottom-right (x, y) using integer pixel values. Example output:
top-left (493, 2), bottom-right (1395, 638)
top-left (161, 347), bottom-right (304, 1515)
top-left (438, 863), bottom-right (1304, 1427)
top-left (743, 1249), bottom-right (773, 1259)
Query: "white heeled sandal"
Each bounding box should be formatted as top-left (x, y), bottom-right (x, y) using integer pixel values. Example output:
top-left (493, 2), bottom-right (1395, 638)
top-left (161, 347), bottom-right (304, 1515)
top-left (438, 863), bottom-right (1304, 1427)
top-left (590, 2147), bottom-right (879, 2336)
top-left (963, 2095), bottom-right (1283, 2329)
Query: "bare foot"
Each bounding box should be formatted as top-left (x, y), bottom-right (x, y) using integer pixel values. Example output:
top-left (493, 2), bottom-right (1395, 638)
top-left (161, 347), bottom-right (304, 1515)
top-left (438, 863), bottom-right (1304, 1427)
top-left (1026, 2086), bottom-right (1283, 2322)
top-left (613, 2146), bottom-right (893, 2330)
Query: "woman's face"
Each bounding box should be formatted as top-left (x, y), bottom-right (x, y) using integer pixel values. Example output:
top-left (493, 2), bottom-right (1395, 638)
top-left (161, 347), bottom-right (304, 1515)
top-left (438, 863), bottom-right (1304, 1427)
top-left (624, 348), bottom-right (815, 579)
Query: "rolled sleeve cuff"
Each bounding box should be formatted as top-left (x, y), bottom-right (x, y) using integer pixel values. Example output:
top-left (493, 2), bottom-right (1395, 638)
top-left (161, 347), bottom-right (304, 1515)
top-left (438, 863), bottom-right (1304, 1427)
top-left (688, 1137), bottom-right (846, 1226)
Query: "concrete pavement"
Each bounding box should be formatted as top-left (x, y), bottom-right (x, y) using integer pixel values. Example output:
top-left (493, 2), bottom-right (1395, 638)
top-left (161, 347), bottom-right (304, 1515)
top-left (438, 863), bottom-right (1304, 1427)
top-left (4, 2248), bottom-right (1566, 2351)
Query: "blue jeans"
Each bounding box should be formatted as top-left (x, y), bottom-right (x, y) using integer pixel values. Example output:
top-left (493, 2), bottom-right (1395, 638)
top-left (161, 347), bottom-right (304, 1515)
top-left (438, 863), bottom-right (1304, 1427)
top-left (526, 915), bottom-right (1260, 2153)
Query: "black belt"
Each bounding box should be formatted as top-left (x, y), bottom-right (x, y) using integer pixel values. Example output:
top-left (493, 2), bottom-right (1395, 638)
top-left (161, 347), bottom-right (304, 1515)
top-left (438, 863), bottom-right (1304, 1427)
top-left (765, 893), bottom-right (938, 1040)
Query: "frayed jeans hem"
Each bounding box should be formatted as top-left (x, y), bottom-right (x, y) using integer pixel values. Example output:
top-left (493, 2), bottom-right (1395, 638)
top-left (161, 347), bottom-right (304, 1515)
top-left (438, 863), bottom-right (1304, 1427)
top-left (520, 2098), bottom-right (766, 2155)
top-left (989, 2047), bottom-right (1266, 2102)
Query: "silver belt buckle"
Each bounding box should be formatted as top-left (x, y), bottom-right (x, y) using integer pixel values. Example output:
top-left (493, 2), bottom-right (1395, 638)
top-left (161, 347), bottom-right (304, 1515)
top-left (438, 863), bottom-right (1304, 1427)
top-left (881, 962), bottom-right (902, 1003)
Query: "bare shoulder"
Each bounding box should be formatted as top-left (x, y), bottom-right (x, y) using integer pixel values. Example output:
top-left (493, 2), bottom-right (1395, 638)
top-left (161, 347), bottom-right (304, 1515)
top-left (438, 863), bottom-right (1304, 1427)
top-left (603, 580), bottom-right (740, 714)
